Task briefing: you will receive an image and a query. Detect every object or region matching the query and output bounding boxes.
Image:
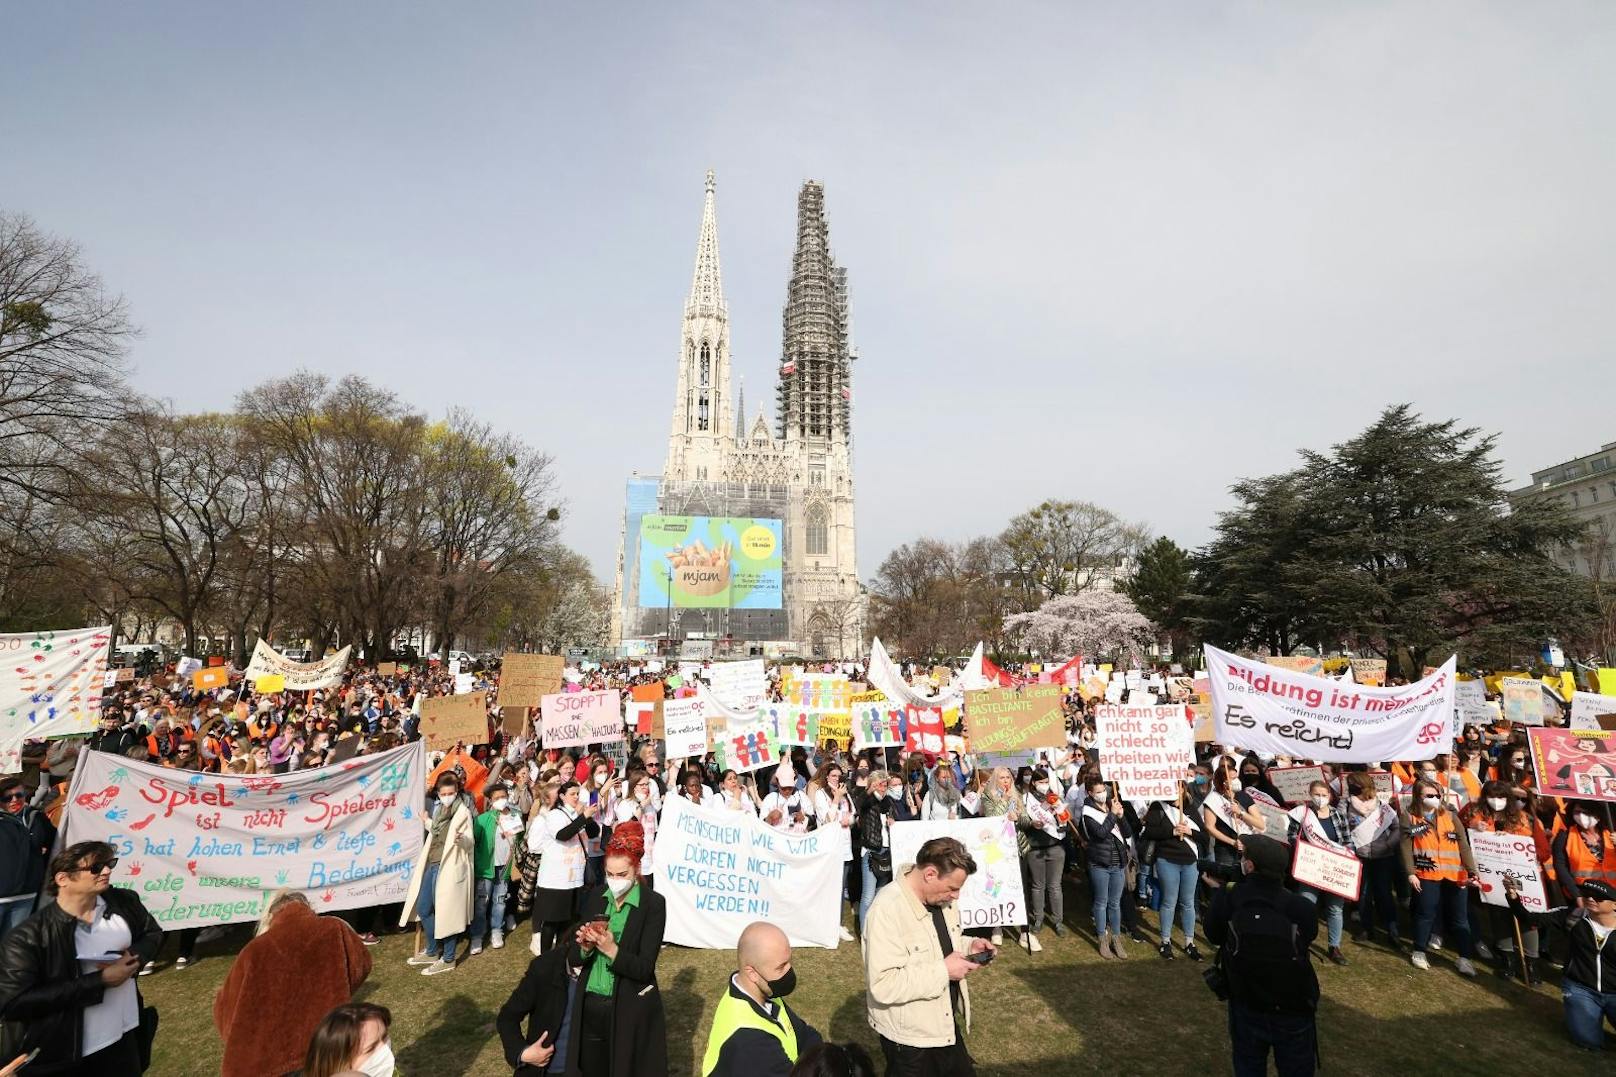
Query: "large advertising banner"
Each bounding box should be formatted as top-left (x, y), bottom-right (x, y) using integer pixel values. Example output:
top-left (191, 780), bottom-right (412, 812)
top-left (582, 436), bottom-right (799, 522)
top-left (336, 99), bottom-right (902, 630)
top-left (638, 515), bottom-right (783, 609)
top-left (60, 742), bottom-right (427, 929)
top-left (655, 793), bottom-right (843, 948)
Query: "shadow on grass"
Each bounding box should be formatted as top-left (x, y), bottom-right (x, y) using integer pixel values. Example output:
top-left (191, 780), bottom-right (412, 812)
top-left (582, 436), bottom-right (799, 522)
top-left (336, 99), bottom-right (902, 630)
top-left (663, 963), bottom-right (709, 1077)
top-left (394, 992), bottom-right (485, 1077)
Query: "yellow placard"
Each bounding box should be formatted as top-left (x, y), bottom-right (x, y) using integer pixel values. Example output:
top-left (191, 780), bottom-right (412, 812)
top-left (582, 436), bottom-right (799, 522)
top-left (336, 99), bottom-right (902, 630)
top-left (255, 674), bottom-right (286, 694)
top-left (1599, 668), bottom-right (1616, 697)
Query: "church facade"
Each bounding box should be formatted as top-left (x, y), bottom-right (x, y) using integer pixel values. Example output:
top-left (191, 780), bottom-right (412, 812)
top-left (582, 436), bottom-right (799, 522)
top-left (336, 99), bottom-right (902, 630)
top-left (610, 173), bottom-right (865, 658)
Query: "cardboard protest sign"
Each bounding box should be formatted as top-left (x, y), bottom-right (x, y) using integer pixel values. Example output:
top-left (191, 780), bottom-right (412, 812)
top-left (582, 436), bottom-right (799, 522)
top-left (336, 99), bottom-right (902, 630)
top-left (1291, 840), bottom-right (1363, 901)
top-left (762, 703), bottom-right (821, 748)
top-left (654, 793), bottom-right (842, 948)
top-left (60, 741), bottom-right (426, 929)
top-left (1368, 771), bottom-right (1395, 800)
top-left (1252, 802), bottom-right (1295, 843)
top-left (1455, 680), bottom-right (1494, 725)
top-left (1093, 704), bottom-right (1194, 801)
top-left (717, 714), bottom-right (776, 773)
top-left (852, 701), bottom-right (905, 750)
top-left (539, 690), bottom-right (624, 749)
top-left (376, 661), bottom-right (398, 676)
top-left (1571, 691), bottom-right (1616, 731)
top-left (1528, 727), bottom-right (1616, 802)
top-left (1501, 677), bottom-right (1546, 726)
top-left (419, 691), bottom-right (489, 750)
top-left (500, 705), bottom-right (527, 737)
top-left (818, 711), bottom-right (851, 749)
top-left (498, 653), bottom-right (564, 709)
top-left (964, 685), bottom-right (1065, 753)
top-left (1266, 656), bottom-right (1324, 676)
top-left (1268, 765), bottom-right (1328, 806)
top-left (329, 734), bottom-right (362, 764)
top-left (114, 667), bottom-right (136, 684)
top-left (662, 698), bottom-right (708, 759)
top-left (1470, 830), bottom-right (1550, 913)
top-left (1348, 658), bottom-right (1387, 687)
top-left (193, 667), bottom-right (229, 692)
top-left (708, 659), bottom-right (767, 712)
top-left (1207, 646), bottom-right (1455, 763)
top-left (891, 816), bottom-right (1027, 929)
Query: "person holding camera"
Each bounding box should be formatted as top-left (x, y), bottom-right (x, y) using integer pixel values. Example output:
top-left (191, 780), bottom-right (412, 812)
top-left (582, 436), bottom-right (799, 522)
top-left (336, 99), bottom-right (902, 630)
top-left (1204, 835), bottom-right (1319, 1077)
top-left (864, 836), bottom-right (994, 1077)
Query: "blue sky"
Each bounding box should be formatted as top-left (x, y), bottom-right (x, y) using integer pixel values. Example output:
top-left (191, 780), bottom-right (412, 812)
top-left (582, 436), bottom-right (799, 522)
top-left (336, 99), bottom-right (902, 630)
top-left (4, 3), bottom-right (1613, 582)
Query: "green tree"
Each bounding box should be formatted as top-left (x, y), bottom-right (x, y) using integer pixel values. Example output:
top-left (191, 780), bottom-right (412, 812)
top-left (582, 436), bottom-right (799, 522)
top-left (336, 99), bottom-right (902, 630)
top-left (999, 499), bottom-right (1148, 605)
top-left (1125, 536), bottom-right (1192, 653)
top-left (1194, 405), bottom-right (1597, 676)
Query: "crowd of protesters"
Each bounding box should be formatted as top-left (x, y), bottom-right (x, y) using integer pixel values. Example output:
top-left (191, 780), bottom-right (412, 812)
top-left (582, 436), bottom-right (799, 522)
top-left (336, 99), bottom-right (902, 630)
top-left (1, 649), bottom-right (1614, 1074)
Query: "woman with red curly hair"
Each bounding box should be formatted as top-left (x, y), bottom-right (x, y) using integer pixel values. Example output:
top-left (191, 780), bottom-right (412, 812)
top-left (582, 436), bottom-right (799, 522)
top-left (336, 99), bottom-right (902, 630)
top-left (560, 821), bottom-right (668, 1076)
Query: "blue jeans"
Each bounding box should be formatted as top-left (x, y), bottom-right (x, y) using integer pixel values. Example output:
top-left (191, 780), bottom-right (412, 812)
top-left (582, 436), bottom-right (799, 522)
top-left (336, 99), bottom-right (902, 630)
top-left (1089, 865), bottom-right (1124, 935)
top-left (471, 874), bottom-right (509, 945)
top-left (858, 850), bottom-right (887, 931)
top-left (415, 863), bottom-right (464, 962)
top-left (0, 898), bottom-right (34, 940)
top-left (1155, 860), bottom-right (1198, 945)
top-left (1412, 879), bottom-right (1472, 957)
top-left (1564, 979), bottom-right (1616, 1050)
top-left (1228, 1000), bottom-right (1316, 1076)
top-left (1298, 885), bottom-right (1343, 948)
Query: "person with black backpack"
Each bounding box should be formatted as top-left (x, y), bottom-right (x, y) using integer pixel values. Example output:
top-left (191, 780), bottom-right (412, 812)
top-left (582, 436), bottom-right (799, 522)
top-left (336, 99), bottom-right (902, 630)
top-left (1204, 834), bottom-right (1320, 1077)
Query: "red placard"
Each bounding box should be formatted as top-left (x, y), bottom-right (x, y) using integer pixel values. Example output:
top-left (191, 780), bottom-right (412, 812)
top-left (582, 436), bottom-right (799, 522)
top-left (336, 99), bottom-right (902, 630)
top-left (903, 705), bottom-right (946, 756)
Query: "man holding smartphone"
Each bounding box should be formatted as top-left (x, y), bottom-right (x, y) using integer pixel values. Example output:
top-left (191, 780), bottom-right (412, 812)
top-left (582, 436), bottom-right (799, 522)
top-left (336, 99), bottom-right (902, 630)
top-left (863, 837), bottom-right (994, 1077)
top-left (0, 840), bottom-right (164, 1074)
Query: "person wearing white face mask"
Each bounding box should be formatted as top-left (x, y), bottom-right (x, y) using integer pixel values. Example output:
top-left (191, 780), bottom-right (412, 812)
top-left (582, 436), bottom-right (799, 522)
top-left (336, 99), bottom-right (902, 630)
top-left (1202, 762), bottom-right (1264, 873)
top-left (531, 781), bottom-right (601, 956)
top-left (1081, 778), bottom-right (1133, 959)
top-left (1551, 798), bottom-right (1616, 909)
top-left (401, 773), bottom-right (476, 976)
top-left (1290, 781), bottom-right (1354, 966)
top-left (1466, 779), bottom-right (1543, 976)
top-left (472, 782), bottom-right (522, 953)
top-left (1019, 768), bottom-right (1068, 951)
top-left (300, 1001), bottom-right (395, 1077)
top-left (1400, 777), bottom-right (1479, 975)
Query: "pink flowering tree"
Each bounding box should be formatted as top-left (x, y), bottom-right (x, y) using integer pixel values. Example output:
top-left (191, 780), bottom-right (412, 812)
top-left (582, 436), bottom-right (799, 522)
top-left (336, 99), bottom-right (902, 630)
top-left (1002, 590), bottom-right (1157, 665)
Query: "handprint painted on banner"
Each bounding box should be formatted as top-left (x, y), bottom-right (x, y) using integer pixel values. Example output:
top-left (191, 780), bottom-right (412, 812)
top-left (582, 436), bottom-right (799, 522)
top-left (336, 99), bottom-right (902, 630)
top-left (376, 761), bottom-right (409, 794)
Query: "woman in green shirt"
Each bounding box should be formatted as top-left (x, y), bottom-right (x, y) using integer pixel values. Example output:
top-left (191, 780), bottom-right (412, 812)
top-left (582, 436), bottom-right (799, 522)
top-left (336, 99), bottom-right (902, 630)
top-left (565, 822), bottom-right (667, 1077)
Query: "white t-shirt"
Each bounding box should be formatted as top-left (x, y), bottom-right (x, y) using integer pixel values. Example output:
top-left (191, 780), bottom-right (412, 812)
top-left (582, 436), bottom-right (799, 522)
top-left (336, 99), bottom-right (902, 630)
top-left (75, 897), bottom-right (139, 1056)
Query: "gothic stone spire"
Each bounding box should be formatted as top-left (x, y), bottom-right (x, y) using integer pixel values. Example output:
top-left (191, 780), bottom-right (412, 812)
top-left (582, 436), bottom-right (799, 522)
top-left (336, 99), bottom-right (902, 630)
top-left (776, 180), bottom-right (851, 446)
top-left (686, 169), bottom-right (725, 318)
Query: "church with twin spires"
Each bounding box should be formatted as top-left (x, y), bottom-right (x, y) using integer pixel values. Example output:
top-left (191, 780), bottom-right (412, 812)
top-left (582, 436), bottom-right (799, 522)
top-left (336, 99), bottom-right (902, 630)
top-left (610, 172), bottom-right (865, 658)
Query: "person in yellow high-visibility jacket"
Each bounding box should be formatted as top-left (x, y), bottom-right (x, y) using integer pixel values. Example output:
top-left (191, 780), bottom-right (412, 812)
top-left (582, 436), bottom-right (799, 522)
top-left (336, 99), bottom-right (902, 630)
top-left (702, 922), bottom-right (822, 1077)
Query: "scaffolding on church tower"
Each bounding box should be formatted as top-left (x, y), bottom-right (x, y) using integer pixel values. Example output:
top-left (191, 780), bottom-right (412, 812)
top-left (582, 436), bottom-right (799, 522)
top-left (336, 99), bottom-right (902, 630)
top-left (776, 181), bottom-right (854, 447)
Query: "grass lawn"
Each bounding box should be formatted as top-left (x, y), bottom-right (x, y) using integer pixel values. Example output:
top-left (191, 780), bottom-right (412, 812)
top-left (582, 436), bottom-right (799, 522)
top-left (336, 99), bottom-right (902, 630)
top-left (141, 875), bottom-right (1599, 1076)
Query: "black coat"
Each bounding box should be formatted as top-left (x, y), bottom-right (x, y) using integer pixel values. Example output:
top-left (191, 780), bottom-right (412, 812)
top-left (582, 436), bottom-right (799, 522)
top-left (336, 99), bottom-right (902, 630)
top-left (562, 884), bottom-right (668, 1077)
top-left (0, 807), bottom-right (55, 897)
top-left (496, 947), bottom-right (575, 1074)
top-left (0, 885), bottom-right (164, 1072)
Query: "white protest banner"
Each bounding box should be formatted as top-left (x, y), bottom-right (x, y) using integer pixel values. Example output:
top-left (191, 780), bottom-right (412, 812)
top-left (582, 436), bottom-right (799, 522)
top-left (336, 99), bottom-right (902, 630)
top-left (1093, 704), bottom-right (1194, 801)
top-left (1456, 680), bottom-right (1494, 725)
top-left (890, 816), bottom-right (1027, 929)
top-left (0, 625), bottom-right (113, 772)
top-left (655, 792), bottom-right (842, 948)
top-left (707, 659), bottom-right (767, 712)
top-left (1268, 765), bottom-right (1327, 806)
top-left (1207, 645), bottom-right (1456, 764)
top-left (1571, 691), bottom-right (1616, 731)
top-left (539, 690), bottom-right (624, 748)
top-left (59, 742), bottom-right (426, 929)
top-left (662, 697), bottom-right (709, 759)
top-left (1469, 830), bottom-right (1550, 913)
top-left (1291, 840), bottom-right (1363, 901)
top-left (243, 639), bottom-right (351, 691)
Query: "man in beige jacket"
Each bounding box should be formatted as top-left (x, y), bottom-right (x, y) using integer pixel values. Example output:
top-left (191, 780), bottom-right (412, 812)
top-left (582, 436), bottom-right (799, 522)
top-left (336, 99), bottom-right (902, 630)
top-left (863, 836), bottom-right (995, 1076)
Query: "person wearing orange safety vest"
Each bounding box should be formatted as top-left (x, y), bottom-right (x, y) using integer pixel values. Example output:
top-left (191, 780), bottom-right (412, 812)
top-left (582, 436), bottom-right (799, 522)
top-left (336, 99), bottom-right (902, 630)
top-left (1400, 777), bottom-right (1479, 976)
top-left (1466, 780), bottom-right (1545, 979)
top-left (1552, 801), bottom-right (1616, 905)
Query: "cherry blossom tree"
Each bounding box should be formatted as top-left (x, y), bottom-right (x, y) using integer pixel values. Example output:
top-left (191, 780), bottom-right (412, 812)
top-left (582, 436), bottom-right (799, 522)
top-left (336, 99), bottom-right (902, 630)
top-left (1002, 589), bottom-right (1157, 664)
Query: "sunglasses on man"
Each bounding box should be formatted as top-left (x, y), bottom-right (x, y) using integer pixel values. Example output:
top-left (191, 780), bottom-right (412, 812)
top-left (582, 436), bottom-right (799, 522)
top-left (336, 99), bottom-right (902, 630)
top-left (71, 858), bottom-right (119, 875)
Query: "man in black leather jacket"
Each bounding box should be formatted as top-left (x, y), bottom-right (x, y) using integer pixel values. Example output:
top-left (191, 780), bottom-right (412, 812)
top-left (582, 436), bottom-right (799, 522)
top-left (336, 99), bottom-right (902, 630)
top-left (0, 841), bottom-right (164, 1075)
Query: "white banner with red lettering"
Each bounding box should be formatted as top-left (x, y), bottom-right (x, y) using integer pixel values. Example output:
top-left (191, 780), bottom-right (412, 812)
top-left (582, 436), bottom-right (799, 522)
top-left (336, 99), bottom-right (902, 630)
top-left (0, 625), bottom-right (112, 773)
top-left (58, 742), bottom-right (427, 929)
top-left (1207, 646), bottom-right (1456, 764)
